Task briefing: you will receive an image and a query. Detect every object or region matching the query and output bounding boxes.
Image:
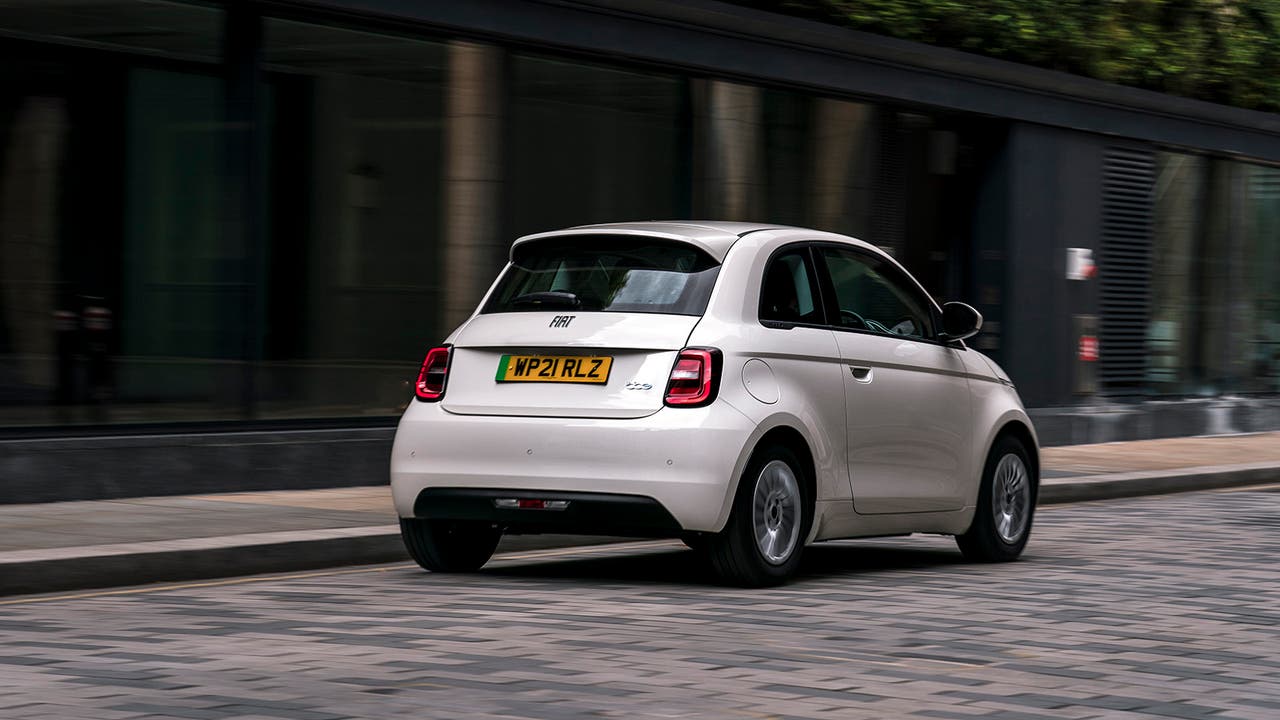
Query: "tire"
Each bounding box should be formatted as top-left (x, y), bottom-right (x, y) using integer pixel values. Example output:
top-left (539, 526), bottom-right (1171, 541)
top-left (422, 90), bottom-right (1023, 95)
top-left (956, 435), bottom-right (1037, 562)
top-left (707, 444), bottom-right (812, 587)
top-left (400, 518), bottom-right (502, 573)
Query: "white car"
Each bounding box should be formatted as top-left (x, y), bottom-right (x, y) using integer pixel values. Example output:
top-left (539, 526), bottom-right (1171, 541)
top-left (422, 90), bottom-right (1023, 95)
top-left (391, 222), bottom-right (1038, 586)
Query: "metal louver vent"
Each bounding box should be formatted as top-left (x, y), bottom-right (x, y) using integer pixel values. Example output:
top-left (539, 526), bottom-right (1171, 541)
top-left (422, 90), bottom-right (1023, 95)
top-left (1099, 148), bottom-right (1155, 391)
top-left (1250, 167), bottom-right (1280, 200)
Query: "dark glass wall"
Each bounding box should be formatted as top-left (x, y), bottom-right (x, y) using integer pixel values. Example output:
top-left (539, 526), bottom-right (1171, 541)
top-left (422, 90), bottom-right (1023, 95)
top-left (507, 55), bottom-right (687, 240)
top-left (0, 1), bottom-right (1026, 429)
top-left (1149, 154), bottom-right (1280, 396)
top-left (261, 18), bottom-right (446, 419)
top-left (1242, 164), bottom-right (1280, 394)
top-left (121, 68), bottom-right (235, 416)
top-left (0, 0), bottom-right (227, 427)
top-left (3, 0), bottom-right (1271, 432)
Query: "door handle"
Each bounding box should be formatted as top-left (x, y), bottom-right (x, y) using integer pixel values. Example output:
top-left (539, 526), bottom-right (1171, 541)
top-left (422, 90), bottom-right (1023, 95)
top-left (849, 365), bottom-right (873, 384)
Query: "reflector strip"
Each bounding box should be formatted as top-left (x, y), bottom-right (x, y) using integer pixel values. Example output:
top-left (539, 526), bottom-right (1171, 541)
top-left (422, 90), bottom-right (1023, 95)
top-left (492, 498), bottom-right (570, 511)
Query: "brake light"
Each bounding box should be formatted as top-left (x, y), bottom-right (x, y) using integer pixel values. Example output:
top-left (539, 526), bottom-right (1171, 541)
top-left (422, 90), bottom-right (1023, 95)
top-left (415, 346), bottom-right (451, 401)
top-left (664, 348), bottom-right (720, 407)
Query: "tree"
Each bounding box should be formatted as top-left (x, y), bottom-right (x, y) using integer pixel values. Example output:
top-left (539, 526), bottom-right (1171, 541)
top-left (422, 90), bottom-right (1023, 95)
top-left (731, 0), bottom-right (1280, 111)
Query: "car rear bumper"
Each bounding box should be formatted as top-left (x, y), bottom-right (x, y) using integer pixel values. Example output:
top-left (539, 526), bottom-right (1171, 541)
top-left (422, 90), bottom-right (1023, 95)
top-left (389, 401), bottom-right (756, 533)
top-left (412, 487), bottom-right (683, 537)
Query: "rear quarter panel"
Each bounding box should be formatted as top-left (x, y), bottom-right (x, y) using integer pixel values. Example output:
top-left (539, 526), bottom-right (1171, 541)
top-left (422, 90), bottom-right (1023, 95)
top-left (688, 316), bottom-right (850, 506)
top-left (686, 230), bottom-right (854, 513)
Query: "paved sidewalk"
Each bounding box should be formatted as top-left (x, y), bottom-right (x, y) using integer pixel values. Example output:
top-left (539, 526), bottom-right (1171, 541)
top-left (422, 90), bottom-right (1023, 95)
top-left (2, 432), bottom-right (1278, 596)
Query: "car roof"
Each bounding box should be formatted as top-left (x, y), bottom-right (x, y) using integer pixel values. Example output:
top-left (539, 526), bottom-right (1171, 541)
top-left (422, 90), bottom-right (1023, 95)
top-left (512, 221), bottom-right (856, 262)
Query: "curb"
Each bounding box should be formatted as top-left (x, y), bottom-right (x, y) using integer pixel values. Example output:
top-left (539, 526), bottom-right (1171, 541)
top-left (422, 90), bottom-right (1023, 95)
top-left (0, 526), bottom-right (405, 597)
top-left (4, 465), bottom-right (1278, 597)
top-left (1039, 462), bottom-right (1280, 504)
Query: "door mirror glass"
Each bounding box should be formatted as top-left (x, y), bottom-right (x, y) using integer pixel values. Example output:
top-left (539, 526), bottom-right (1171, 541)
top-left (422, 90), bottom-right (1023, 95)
top-left (940, 302), bottom-right (983, 342)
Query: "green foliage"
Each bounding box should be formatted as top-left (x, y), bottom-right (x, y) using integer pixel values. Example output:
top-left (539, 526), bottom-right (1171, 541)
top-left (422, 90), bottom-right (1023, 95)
top-left (733, 0), bottom-right (1280, 111)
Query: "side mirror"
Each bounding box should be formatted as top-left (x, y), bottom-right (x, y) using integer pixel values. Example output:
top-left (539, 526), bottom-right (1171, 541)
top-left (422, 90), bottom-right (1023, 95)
top-left (939, 302), bottom-right (982, 343)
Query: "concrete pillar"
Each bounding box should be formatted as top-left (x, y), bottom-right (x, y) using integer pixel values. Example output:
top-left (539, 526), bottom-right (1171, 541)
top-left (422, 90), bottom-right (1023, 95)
top-left (693, 80), bottom-right (763, 221)
top-left (442, 41), bottom-right (504, 330)
top-left (810, 98), bottom-right (876, 237)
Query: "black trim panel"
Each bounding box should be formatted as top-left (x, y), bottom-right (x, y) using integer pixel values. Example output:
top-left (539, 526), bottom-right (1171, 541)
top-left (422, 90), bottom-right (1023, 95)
top-left (413, 487), bottom-right (685, 537)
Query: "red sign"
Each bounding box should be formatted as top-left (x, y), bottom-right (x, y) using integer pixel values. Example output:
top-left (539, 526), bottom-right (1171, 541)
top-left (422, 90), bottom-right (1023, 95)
top-left (1079, 336), bottom-right (1099, 362)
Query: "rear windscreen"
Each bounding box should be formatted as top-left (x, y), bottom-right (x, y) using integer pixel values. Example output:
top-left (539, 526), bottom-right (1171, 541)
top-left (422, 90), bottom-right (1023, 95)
top-left (482, 236), bottom-right (721, 316)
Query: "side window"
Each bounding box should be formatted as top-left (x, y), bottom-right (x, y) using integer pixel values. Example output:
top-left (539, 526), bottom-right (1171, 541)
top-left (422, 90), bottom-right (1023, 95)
top-left (817, 247), bottom-right (935, 339)
top-left (759, 248), bottom-right (820, 324)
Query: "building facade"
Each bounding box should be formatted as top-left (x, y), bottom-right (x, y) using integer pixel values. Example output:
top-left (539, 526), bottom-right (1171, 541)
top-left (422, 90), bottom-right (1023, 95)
top-left (1, 0), bottom-right (1278, 500)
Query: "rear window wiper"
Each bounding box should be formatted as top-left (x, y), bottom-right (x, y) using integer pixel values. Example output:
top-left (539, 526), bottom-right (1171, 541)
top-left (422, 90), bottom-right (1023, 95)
top-left (510, 291), bottom-right (582, 310)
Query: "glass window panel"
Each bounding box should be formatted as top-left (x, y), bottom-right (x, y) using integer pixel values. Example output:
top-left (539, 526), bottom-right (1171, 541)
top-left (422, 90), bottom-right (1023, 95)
top-left (1148, 152), bottom-right (1204, 393)
top-left (261, 19), bottom-right (446, 419)
top-left (818, 247), bottom-right (934, 339)
top-left (507, 55), bottom-right (686, 239)
top-left (1243, 163), bottom-right (1280, 393)
top-left (1198, 158), bottom-right (1245, 394)
top-left (1148, 154), bottom-right (1280, 397)
top-left (0, 0), bottom-right (223, 428)
top-left (483, 236), bottom-right (719, 316)
top-left (120, 67), bottom-right (237, 421)
top-left (759, 249), bottom-right (820, 324)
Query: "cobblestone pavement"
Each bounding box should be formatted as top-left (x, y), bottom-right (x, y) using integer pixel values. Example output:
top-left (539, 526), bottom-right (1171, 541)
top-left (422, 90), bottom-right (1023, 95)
top-left (2, 488), bottom-right (1278, 720)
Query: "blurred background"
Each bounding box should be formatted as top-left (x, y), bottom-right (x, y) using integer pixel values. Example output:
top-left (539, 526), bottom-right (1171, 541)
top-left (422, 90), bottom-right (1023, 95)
top-left (0, 0), bottom-right (1277, 499)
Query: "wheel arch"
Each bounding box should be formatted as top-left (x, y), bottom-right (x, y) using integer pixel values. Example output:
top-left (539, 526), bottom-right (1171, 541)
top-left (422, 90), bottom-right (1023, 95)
top-left (989, 419), bottom-right (1040, 488)
top-left (709, 415), bottom-right (824, 534)
top-left (956, 416), bottom-right (1041, 562)
top-left (755, 425), bottom-right (817, 507)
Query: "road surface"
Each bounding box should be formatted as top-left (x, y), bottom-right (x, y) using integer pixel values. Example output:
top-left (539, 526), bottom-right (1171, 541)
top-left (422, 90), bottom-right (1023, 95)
top-left (2, 488), bottom-right (1278, 719)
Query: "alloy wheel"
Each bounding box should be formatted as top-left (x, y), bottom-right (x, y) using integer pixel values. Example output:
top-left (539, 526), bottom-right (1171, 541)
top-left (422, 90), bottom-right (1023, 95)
top-left (992, 453), bottom-right (1031, 544)
top-left (752, 459), bottom-right (801, 565)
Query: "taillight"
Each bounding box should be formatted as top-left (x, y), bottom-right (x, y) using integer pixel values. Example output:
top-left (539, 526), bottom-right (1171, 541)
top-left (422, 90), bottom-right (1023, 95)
top-left (415, 346), bottom-right (451, 401)
top-left (664, 348), bottom-right (720, 407)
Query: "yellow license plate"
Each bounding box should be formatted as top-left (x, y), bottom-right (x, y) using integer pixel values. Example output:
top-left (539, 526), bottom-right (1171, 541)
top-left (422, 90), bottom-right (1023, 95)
top-left (496, 355), bottom-right (613, 384)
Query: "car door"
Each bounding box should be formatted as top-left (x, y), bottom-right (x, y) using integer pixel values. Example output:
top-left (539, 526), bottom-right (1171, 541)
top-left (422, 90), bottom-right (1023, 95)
top-left (813, 245), bottom-right (972, 514)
